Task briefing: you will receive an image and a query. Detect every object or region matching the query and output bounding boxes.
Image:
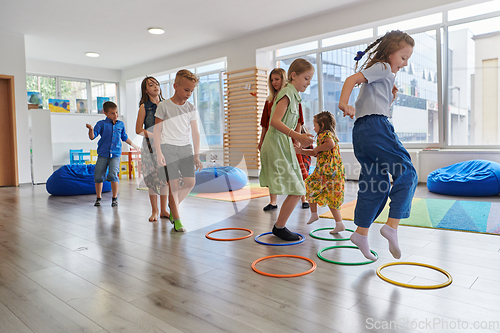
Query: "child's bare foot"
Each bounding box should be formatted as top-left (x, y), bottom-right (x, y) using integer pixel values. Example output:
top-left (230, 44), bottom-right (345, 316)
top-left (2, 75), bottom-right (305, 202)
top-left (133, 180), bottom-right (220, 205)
top-left (329, 221), bottom-right (346, 234)
top-left (307, 212), bottom-right (319, 224)
top-left (149, 210), bottom-right (159, 222)
top-left (159, 211), bottom-right (170, 220)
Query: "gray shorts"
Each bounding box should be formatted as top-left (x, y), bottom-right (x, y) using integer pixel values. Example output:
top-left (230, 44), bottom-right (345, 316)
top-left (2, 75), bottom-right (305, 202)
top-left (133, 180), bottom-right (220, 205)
top-left (158, 144), bottom-right (195, 182)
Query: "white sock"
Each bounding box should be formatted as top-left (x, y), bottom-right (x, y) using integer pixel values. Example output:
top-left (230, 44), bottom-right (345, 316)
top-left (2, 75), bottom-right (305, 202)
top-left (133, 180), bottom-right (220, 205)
top-left (307, 212), bottom-right (319, 224)
top-left (350, 232), bottom-right (377, 261)
top-left (380, 224), bottom-right (401, 259)
top-left (329, 221), bottom-right (346, 234)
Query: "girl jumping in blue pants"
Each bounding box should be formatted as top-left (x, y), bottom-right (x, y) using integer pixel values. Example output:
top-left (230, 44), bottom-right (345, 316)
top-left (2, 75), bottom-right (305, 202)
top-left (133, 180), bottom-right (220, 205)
top-left (338, 30), bottom-right (418, 260)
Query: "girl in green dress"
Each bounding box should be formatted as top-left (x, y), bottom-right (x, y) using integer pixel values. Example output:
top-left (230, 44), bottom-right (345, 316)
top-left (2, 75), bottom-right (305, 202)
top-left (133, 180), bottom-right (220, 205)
top-left (259, 58), bottom-right (315, 241)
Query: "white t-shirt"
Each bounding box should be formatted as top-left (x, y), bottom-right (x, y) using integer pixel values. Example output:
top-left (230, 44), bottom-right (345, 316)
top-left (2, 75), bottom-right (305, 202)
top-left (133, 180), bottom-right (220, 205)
top-left (354, 62), bottom-right (395, 119)
top-left (155, 99), bottom-right (198, 146)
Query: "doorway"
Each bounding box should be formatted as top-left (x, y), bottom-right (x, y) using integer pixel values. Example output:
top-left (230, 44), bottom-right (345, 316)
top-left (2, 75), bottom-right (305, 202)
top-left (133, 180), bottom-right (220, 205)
top-left (0, 75), bottom-right (19, 186)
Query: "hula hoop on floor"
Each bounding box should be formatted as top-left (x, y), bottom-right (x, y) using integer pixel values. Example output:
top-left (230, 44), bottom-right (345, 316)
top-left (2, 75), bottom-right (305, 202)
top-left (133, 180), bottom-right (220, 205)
top-left (252, 255), bottom-right (317, 278)
top-left (376, 262), bottom-right (453, 289)
top-left (205, 228), bottom-right (253, 241)
top-left (317, 245), bottom-right (378, 265)
top-left (254, 232), bottom-right (305, 246)
top-left (309, 228), bottom-right (354, 241)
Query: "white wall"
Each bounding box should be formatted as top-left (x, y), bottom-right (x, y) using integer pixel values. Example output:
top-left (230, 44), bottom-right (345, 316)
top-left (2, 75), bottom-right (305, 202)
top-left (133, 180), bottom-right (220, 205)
top-left (50, 113), bottom-right (131, 166)
top-left (0, 30), bottom-right (30, 184)
top-left (26, 59), bottom-right (121, 82)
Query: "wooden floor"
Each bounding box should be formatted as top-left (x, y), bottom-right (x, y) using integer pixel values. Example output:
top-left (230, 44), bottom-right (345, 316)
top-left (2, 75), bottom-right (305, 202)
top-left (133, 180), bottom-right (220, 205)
top-left (1, 180), bottom-right (500, 333)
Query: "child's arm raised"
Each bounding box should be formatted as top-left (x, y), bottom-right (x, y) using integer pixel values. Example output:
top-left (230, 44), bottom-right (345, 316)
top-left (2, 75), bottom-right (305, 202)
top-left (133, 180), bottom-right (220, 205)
top-left (153, 117), bottom-right (165, 166)
top-left (270, 97), bottom-right (314, 146)
top-left (191, 119), bottom-right (203, 171)
top-left (338, 72), bottom-right (367, 119)
top-left (86, 124), bottom-right (95, 140)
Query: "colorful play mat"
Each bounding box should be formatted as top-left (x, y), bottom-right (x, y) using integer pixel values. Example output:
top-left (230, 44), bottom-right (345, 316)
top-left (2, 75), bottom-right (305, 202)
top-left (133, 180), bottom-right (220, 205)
top-left (321, 198), bottom-right (500, 235)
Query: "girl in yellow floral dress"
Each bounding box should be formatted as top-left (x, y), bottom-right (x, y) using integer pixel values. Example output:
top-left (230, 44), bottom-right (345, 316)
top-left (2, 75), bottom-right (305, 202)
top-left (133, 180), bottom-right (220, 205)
top-left (296, 111), bottom-right (346, 234)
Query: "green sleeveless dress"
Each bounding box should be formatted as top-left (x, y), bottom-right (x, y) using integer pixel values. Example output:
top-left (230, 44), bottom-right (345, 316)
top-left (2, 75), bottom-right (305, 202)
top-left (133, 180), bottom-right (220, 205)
top-left (259, 84), bottom-right (306, 196)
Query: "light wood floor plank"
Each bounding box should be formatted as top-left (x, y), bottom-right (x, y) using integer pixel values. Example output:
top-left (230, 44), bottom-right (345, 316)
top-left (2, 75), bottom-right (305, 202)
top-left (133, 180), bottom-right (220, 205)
top-left (27, 266), bottom-right (182, 333)
top-left (0, 263), bottom-right (103, 333)
top-left (0, 300), bottom-right (33, 333)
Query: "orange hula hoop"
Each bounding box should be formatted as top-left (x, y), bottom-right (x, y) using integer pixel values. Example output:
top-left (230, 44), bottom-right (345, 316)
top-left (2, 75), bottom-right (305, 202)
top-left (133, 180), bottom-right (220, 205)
top-left (252, 254), bottom-right (317, 278)
top-left (205, 228), bottom-right (253, 241)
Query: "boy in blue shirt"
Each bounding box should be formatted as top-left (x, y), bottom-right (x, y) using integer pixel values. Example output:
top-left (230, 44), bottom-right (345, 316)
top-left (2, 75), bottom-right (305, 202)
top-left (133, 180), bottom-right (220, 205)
top-left (86, 101), bottom-right (140, 207)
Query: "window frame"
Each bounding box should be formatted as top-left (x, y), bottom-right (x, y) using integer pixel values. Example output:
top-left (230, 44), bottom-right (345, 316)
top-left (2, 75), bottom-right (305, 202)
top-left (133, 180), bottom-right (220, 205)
top-left (271, 2), bottom-right (500, 149)
top-left (26, 74), bottom-right (119, 115)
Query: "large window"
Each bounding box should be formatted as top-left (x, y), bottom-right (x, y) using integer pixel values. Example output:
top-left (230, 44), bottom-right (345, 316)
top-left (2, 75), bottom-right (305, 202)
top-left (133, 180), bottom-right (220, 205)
top-left (91, 81), bottom-right (118, 113)
top-left (271, 0), bottom-right (500, 148)
top-left (61, 79), bottom-right (88, 112)
top-left (393, 30), bottom-right (439, 144)
top-left (321, 44), bottom-right (366, 143)
top-left (26, 75), bottom-right (56, 109)
top-left (26, 75), bottom-right (118, 114)
top-left (197, 73), bottom-right (223, 145)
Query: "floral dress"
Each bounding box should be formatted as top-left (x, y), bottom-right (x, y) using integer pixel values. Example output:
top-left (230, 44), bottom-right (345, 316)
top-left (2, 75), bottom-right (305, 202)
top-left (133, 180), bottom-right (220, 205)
top-left (305, 131), bottom-right (345, 209)
top-left (141, 100), bottom-right (168, 194)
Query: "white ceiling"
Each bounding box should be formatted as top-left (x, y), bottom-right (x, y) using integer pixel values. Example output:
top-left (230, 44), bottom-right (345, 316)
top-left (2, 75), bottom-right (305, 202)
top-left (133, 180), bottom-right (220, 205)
top-left (1, 0), bottom-right (364, 70)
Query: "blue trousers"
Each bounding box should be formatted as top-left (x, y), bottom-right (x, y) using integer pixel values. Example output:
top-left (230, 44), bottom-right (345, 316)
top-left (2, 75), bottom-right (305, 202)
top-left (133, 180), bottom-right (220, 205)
top-left (352, 115), bottom-right (418, 228)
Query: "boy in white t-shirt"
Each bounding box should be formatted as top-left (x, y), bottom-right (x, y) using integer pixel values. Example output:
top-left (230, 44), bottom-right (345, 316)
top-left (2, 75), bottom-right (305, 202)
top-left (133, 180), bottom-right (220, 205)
top-left (153, 70), bottom-right (203, 232)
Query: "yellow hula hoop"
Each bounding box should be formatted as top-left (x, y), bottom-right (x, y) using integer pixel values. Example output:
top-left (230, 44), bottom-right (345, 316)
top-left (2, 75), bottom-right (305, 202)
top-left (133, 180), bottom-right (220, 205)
top-left (376, 262), bottom-right (453, 289)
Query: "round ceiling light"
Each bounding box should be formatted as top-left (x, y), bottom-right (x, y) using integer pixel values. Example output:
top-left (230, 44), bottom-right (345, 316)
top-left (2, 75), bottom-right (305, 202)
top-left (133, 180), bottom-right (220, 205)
top-left (148, 28), bottom-right (165, 35)
top-left (85, 52), bottom-right (99, 58)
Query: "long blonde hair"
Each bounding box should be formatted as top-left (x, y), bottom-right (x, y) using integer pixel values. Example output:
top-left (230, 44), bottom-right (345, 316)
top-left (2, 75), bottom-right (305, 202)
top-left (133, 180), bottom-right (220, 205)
top-left (267, 68), bottom-right (287, 102)
top-left (355, 30), bottom-right (414, 72)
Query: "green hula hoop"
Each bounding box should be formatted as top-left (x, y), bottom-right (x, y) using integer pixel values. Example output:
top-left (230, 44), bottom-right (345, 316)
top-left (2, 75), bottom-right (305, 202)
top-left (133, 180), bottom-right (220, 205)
top-left (317, 245), bottom-right (378, 265)
top-left (309, 228), bottom-right (354, 241)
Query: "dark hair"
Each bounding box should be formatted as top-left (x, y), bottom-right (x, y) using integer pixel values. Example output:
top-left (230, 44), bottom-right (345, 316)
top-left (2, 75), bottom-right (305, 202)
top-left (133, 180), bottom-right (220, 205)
top-left (103, 101), bottom-right (117, 113)
top-left (314, 111), bottom-right (337, 139)
top-left (355, 30), bottom-right (414, 72)
top-left (139, 76), bottom-right (164, 106)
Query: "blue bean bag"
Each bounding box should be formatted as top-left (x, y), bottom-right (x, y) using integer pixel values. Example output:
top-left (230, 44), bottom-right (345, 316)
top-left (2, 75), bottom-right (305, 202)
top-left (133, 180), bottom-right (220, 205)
top-left (46, 164), bottom-right (111, 196)
top-left (192, 166), bottom-right (247, 193)
top-left (427, 160), bottom-right (500, 196)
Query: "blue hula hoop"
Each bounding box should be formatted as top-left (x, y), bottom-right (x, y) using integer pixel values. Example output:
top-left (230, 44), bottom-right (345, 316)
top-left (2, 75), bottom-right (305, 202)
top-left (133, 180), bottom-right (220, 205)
top-left (254, 232), bottom-right (305, 246)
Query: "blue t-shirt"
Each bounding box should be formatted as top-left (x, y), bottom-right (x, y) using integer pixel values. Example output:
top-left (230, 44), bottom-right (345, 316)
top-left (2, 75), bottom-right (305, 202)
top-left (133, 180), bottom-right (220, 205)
top-left (354, 62), bottom-right (395, 119)
top-left (93, 118), bottom-right (128, 158)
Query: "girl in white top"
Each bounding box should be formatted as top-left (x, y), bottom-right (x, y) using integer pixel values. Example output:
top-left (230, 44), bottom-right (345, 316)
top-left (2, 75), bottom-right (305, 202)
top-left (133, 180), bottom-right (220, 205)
top-left (338, 30), bottom-right (418, 261)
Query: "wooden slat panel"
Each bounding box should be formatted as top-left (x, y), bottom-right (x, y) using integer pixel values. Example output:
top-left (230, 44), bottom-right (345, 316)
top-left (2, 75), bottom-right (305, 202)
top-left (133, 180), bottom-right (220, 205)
top-left (224, 67), bottom-right (268, 165)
